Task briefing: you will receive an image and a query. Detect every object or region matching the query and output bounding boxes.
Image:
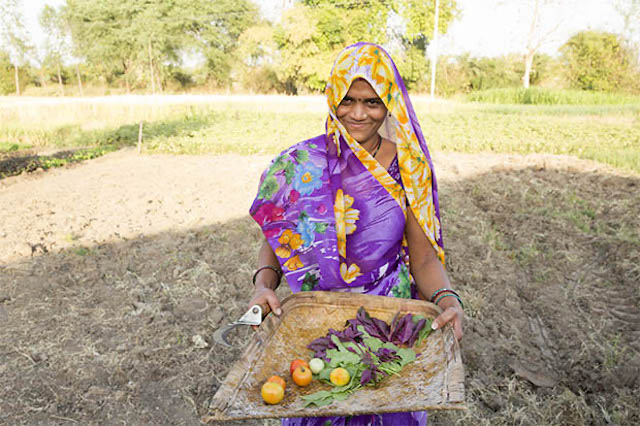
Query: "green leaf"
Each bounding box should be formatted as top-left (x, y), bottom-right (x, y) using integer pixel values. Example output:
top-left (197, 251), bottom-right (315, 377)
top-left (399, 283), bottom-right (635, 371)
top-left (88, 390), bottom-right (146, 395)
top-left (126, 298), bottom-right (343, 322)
top-left (343, 341), bottom-right (364, 355)
top-left (301, 390), bottom-right (334, 407)
top-left (396, 348), bottom-right (417, 367)
top-left (415, 319), bottom-right (433, 347)
top-left (296, 149), bottom-right (309, 163)
top-left (326, 349), bottom-right (360, 367)
top-left (271, 154), bottom-right (287, 172)
top-left (363, 337), bottom-right (384, 352)
top-left (356, 325), bottom-right (373, 339)
top-left (301, 390), bottom-right (332, 400)
top-left (284, 162), bottom-right (295, 184)
top-left (318, 367), bottom-right (332, 381)
top-left (258, 175), bottom-right (278, 200)
top-left (315, 222), bottom-right (329, 234)
top-left (332, 392), bottom-right (350, 401)
top-left (382, 342), bottom-right (399, 352)
top-left (331, 384), bottom-right (351, 393)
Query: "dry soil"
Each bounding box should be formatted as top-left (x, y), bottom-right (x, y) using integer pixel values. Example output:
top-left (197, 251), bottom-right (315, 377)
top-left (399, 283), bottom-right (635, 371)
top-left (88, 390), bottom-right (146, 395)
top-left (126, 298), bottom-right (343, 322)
top-left (1, 148), bottom-right (638, 425)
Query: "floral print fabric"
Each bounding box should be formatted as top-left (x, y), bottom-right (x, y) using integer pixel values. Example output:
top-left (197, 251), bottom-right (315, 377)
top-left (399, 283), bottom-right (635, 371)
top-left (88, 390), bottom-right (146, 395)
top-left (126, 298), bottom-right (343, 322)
top-left (251, 134), bottom-right (411, 296)
top-left (249, 42), bottom-right (443, 425)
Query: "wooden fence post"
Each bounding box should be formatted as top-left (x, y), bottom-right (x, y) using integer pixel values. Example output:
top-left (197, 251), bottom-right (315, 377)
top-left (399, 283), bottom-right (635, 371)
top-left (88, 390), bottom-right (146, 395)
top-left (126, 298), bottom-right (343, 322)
top-left (138, 121), bottom-right (143, 154)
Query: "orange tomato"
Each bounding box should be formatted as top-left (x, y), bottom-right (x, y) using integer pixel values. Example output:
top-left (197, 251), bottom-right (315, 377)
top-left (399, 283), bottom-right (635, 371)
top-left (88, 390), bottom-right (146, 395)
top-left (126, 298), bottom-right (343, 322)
top-left (292, 365), bottom-right (312, 387)
top-left (267, 375), bottom-right (286, 390)
top-left (329, 367), bottom-right (350, 387)
top-left (289, 359), bottom-right (309, 375)
top-left (261, 381), bottom-right (284, 405)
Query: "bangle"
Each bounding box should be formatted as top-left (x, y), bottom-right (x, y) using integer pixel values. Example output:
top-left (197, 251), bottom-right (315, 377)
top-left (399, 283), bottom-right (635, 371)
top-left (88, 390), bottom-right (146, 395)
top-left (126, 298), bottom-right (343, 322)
top-left (252, 265), bottom-right (282, 286)
top-left (434, 293), bottom-right (464, 309)
top-left (430, 288), bottom-right (458, 303)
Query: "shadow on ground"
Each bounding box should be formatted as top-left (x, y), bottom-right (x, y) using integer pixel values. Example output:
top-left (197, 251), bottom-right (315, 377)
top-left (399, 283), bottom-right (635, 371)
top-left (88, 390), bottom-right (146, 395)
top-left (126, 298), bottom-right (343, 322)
top-left (1, 164), bottom-right (638, 425)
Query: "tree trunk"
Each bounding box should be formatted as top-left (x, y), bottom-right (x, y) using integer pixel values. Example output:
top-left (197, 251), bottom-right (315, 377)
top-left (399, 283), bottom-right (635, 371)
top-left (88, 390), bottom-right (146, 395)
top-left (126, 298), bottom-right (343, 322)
top-left (14, 63), bottom-right (20, 96)
top-left (123, 61), bottom-right (131, 94)
top-left (523, 0), bottom-right (541, 88)
top-left (40, 69), bottom-right (48, 89)
top-left (148, 39), bottom-right (156, 94)
top-left (523, 50), bottom-right (534, 89)
top-left (155, 64), bottom-right (163, 93)
top-left (75, 64), bottom-right (84, 96)
top-left (57, 62), bottom-right (65, 96)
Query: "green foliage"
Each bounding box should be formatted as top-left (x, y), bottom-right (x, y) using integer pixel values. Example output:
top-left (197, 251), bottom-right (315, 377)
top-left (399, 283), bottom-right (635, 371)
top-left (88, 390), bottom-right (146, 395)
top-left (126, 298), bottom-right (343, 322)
top-left (39, 5), bottom-right (68, 65)
top-left (0, 51), bottom-right (15, 95)
top-left (64, 0), bottom-right (259, 90)
top-left (400, 0), bottom-right (459, 41)
top-left (273, 5), bottom-right (329, 94)
top-left (428, 53), bottom-right (554, 96)
top-left (395, 41), bottom-right (430, 91)
top-left (274, 0), bottom-right (458, 93)
top-left (0, 141), bottom-right (29, 152)
top-left (468, 87), bottom-right (640, 105)
top-left (234, 23), bottom-right (284, 93)
top-left (4, 95), bottom-right (639, 174)
top-left (560, 31), bottom-right (639, 92)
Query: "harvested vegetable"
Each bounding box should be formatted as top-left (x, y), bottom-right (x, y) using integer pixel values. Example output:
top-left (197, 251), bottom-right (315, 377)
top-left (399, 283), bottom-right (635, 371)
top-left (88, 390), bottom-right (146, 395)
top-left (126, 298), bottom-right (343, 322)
top-left (261, 381), bottom-right (284, 405)
top-left (292, 366), bottom-right (313, 387)
top-left (309, 358), bottom-right (325, 374)
top-left (301, 307), bottom-right (433, 407)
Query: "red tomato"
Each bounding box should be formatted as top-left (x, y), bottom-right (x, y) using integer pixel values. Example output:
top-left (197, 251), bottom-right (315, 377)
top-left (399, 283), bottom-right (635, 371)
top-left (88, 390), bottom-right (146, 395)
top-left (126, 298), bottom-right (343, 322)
top-left (292, 366), bottom-right (312, 387)
top-left (289, 359), bottom-right (309, 375)
top-left (267, 375), bottom-right (286, 390)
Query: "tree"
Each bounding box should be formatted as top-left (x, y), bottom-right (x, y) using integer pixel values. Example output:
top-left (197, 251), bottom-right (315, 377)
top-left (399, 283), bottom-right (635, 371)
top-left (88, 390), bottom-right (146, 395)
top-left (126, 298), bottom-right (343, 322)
top-left (559, 31), bottom-right (635, 92)
top-left (499, 0), bottom-right (570, 88)
top-left (64, 1), bottom-right (139, 92)
top-left (614, 0), bottom-right (640, 42)
top-left (275, 0), bottom-right (459, 93)
top-left (0, 0), bottom-right (33, 95)
top-left (174, 0), bottom-right (259, 88)
top-left (235, 23), bottom-right (283, 93)
top-left (64, 0), bottom-right (258, 92)
top-left (40, 5), bottom-right (69, 95)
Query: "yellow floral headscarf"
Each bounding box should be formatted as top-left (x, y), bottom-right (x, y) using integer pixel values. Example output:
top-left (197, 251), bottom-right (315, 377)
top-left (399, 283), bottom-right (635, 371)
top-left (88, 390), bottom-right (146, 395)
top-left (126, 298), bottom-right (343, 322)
top-left (325, 42), bottom-right (445, 264)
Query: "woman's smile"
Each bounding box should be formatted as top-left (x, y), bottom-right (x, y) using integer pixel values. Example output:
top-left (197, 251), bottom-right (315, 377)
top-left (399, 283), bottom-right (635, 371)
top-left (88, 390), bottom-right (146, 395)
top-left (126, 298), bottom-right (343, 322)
top-left (336, 78), bottom-right (387, 149)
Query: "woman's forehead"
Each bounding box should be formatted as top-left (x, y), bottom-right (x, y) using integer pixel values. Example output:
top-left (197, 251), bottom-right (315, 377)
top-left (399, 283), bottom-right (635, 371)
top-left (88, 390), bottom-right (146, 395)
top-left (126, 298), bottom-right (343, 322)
top-left (345, 78), bottom-right (380, 99)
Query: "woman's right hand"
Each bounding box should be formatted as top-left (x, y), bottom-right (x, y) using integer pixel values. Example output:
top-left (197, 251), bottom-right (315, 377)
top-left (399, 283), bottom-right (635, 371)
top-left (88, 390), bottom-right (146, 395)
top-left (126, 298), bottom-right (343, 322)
top-left (248, 287), bottom-right (282, 330)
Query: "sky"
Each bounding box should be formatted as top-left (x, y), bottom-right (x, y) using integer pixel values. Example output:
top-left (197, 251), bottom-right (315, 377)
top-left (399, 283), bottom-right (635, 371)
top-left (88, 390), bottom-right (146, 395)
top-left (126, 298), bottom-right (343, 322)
top-left (21, 0), bottom-right (627, 59)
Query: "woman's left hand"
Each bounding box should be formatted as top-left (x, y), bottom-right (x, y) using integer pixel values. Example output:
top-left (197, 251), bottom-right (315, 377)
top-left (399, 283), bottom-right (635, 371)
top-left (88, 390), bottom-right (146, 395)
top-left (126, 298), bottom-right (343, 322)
top-left (431, 297), bottom-right (464, 341)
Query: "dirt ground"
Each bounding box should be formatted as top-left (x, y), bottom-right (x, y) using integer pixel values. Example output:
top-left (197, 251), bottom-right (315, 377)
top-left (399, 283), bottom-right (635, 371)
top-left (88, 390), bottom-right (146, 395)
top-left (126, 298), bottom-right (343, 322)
top-left (1, 148), bottom-right (638, 425)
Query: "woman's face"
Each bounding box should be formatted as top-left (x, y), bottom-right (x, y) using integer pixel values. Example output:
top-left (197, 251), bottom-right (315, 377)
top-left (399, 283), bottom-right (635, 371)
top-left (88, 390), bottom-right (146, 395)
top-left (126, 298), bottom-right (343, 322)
top-left (336, 79), bottom-right (387, 146)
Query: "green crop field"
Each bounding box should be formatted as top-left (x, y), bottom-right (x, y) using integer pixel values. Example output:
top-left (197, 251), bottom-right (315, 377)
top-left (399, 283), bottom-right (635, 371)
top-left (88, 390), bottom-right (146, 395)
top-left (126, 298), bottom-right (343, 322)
top-left (1, 95), bottom-right (639, 174)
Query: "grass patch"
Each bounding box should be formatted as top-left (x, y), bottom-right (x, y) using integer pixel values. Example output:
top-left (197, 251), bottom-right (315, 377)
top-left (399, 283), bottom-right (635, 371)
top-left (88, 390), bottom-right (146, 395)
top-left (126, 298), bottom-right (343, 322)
top-left (0, 141), bottom-right (31, 152)
top-left (421, 105), bottom-right (640, 173)
top-left (1, 97), bottom-right (639, 174)
top-left (467, 87), bottom-right (640, 105)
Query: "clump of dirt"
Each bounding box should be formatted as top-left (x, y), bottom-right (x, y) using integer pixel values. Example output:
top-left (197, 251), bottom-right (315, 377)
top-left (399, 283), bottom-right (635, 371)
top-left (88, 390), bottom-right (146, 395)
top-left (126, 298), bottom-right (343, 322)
top-left (0, 150), bottom-right (638, 425)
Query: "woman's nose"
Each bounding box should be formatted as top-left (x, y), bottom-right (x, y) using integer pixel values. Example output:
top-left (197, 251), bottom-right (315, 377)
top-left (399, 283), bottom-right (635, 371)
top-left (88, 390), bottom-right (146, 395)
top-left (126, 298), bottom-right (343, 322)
top-left (352, 102), bottom-right (367, 120)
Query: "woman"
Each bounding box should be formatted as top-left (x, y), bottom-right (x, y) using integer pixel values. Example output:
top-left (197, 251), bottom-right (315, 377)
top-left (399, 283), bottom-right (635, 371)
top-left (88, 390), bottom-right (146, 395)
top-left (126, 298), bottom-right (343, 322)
top-left (248, 42), bottom-right (463, 426)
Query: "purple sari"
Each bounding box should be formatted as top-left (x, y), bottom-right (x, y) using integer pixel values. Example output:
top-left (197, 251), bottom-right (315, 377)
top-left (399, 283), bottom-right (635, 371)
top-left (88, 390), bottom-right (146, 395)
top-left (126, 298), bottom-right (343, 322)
top-left (250, 42), bottom-right (444, 426)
